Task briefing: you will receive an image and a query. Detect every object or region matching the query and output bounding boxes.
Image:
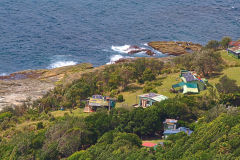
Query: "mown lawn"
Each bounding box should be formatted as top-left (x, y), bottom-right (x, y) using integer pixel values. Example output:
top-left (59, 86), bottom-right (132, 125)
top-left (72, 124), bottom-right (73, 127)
top-left (219, 50), bottom-right (240, 66)
top-left (208, 67), bottom-right (240, 86)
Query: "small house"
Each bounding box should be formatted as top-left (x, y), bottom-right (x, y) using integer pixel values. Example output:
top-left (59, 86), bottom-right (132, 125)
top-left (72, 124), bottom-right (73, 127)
top-left (163, 118), bottom-right (193, 139)
top-left (227, 41), bottom-right (240, 59)
top-left (163, 119), bottom-right (178, 130)
top-left (172, 70), bottom-right (207, 94)
top-left (84, 95), bottom-right (116, 113)
top-left (228, 46), bottom-right (240, 59)
top-left (138, 93), bottom-right (168, 108)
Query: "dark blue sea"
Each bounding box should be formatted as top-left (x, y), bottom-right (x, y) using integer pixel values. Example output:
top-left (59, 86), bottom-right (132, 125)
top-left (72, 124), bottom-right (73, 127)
top-left (0, 0), bottom-right (240, 75)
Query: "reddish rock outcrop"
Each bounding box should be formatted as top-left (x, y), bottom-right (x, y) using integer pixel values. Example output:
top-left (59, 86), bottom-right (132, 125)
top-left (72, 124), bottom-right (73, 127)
top-left (148, 41), bottom-right (202, 56)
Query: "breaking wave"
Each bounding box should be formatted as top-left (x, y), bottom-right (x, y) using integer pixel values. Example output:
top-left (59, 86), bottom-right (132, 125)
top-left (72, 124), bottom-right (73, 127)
top-left (107, 55), bottom-right (133, 65)
top-left (111, 45), bottom-right (131, 53)
top-left (0, 73), bottom-right (7, 76)
top-left (111, 45), bottom-right (147, 54)
top-left (48, 61), bottom-right (77, 69)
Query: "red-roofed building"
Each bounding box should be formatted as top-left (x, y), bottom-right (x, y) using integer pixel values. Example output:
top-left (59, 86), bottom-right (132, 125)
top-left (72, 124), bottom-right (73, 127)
top-left (229, 41), bottom-right (240, 47)
top-left (142, 142), bottom-right (157, 148)
top-left (228, 41), bottom-right (240, 59)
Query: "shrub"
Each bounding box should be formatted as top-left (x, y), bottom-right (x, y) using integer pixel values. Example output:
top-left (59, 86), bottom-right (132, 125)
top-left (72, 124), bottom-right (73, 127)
top-left (142, 68), bottom-right (155, 82)
top-left (110, 89), bottom-right (118, 97)
top-left (215, 75), bottom-right (240, 94)
top-left (37, 122), bottom-right (44, 130)
top-left (117, 94), bottom-right (124, 102)
top-left (220, 37), bottom-right (232, 49)
top-left (205, 40), bottom-right (220, 50)
top-left (0, 112), bottom-right (12, 122)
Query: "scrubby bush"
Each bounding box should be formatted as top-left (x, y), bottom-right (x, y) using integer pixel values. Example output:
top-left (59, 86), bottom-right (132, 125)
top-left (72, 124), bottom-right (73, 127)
top-left (37, 122), bottom-right (44, 130)
top-left (216, 75), bottom-right (240, 94)
top-left (220, 36), bottom-right (232, 49)
top-left (0, 112), bottom-right (12, 122)
top-left (205, 40), bottom-right (220, 50)
top-left (117, 94), bottom-right (124, 102)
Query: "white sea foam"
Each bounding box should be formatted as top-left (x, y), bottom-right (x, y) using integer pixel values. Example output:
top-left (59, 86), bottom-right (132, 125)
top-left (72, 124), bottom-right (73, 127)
top-left (0, 73), bottom-right (7, 76)
top-left (143, 43), bottom-right (148, 46)
top-left (107, 55), bottom-right (133, 65)
top-left (48, 61), bottom-right (77, 69)
top-left (111, 45), bottom-right (148, 55)
top-left (111, 45), bottom-right (131, 53)
top-left (107, 55), bottom-right (124, 64)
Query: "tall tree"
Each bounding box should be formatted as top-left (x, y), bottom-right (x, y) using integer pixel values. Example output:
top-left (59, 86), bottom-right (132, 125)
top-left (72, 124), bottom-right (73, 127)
top-left (220, 37), bottom-right (232, 49)
top-left (193, 49), bottom-right (223, 77)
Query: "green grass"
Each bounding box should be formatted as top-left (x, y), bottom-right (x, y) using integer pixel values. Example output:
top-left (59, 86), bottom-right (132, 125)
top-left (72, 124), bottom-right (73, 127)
top-left (116, 87), bottom-right (143, 109)
top-left (207, 67), bottom-right (240, 86)
top-left (51, 108), bottom-right (90, 118)
top-left (116, 73), bottom-right (178, 109)
top-left (116, 51), bottom-right (240, 109)
top-left (155, 73), bottom-right (179, 98)
top-left (219, 50), bottom-right (240, 66)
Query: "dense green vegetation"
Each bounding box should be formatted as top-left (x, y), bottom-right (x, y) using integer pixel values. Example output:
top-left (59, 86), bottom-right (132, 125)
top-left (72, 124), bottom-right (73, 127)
top-left (67, 107), bottom-right (240, 160)
top-left (0, 39), bottom-right (240, 160)
top-left (37, 58), bottom-right (164, 111)
top-left (0, 95), bottom-right (219, 160)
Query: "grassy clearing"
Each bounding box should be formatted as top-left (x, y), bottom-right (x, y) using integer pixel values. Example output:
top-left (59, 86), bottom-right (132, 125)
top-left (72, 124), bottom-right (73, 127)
top-left (219, 50), bottom-right (240, 66)
top-left (116, 61), bottom-right (239, 109)
top-left (155, 73), bottom-right (179, 98)
top-left (116, 73), bottom-right (178, 109)
top-left (207, 67), bottom-right (240, 86)
top-left (51, 108), bottom-right (90, 118)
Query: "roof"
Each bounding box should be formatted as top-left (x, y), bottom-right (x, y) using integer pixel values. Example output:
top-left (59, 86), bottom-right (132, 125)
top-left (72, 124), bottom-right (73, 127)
top-left (164, 128), bottom-right (193, 135)
top-left (163, 130), bottom-right (181, 135)
top-left (89, 95), bottom-right (108, 106)
top-left (229, 41), bottom-right (240, 47)
top-left (142, 142), bottom-right (157, 147)
top-left (179, 127), bottom-right (193, 135)
top-left (164, 119), bottom-right (178, 123)
top-left (151, 95), bottom-right (168, 102)
top-left (92, 95), bottom-right (104, 99)
top-left (172, 82), bottom-right (186, 88)
top-left (139, 93), bottom-right (159, 98)
top-left (139, 93), bottom-right (168, 102)
top-left (182, 72), bottom-right (197, 82)
top-left (185, 83), bottom-right (198, 88)
top-left (183, 85), bottom-right (199, 94)
top-left (228, 46), bottom-right (240, 54)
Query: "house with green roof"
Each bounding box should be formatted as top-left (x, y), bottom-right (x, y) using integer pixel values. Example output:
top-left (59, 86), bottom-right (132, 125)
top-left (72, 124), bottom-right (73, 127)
top-left (172, 70), bottom-right (207, 94)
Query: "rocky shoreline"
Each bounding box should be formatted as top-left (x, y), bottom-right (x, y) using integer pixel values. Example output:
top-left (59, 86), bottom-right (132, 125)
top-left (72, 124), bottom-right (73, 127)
top-left (122, 41), bottom-right (202, 57)
top-left (148, 41), bottom-right (202, 56)
top-left (0, 41), bottom-right (201, 110)
top-left (0, 63), bottom-right (94, 110)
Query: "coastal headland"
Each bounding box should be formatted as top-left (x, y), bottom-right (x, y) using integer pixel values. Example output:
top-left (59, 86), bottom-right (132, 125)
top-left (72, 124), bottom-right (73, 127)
top-left (0, 41), bottom-right (201, 110)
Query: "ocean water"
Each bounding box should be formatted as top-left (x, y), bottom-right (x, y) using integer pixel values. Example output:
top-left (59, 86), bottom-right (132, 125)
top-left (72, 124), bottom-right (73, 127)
top-left (0, 0), bottom-right (239, 74)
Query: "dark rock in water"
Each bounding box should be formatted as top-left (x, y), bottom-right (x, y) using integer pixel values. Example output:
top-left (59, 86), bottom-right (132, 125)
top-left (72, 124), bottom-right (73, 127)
top-left (129, 45), bottom-right (141, 50)
top-left (115, 58), bottom-right (132, 63)
top-left (146, 50), bottom-right (155, 56)
top-left (127, 45), bottom-right (156, 56)
top-left (148, 41), bottom-right (202, 56)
